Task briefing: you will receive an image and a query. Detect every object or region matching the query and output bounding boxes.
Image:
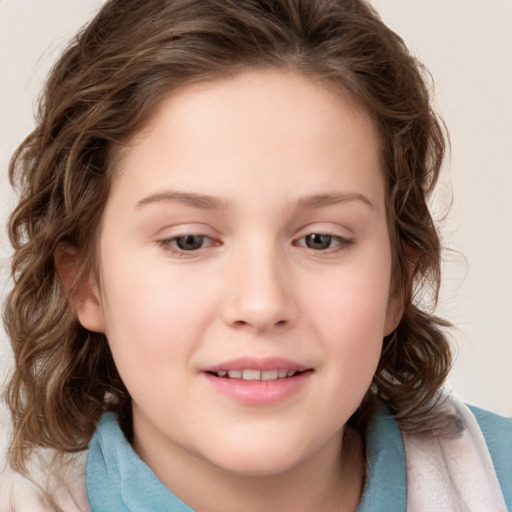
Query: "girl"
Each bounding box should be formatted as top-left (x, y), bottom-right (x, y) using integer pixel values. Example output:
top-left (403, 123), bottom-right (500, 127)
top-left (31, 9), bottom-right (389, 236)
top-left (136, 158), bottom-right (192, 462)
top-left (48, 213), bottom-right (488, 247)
top-left (2, 0), bottom-right (511, 510)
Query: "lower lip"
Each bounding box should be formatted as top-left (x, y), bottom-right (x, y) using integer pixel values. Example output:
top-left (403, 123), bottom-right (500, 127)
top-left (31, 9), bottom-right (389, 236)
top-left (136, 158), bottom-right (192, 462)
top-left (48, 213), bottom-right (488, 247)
top-left (202, 372), bottom-right (312, 405)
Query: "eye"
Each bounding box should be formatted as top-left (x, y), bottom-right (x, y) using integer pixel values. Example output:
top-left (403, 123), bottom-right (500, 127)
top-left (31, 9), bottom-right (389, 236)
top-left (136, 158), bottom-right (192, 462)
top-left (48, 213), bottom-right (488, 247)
top-left (296, 233), bottom-right (352, 251)
top-left (159, 234), bottom-right (214, 252)
top-left (175, 234), bottom-right (208, 251)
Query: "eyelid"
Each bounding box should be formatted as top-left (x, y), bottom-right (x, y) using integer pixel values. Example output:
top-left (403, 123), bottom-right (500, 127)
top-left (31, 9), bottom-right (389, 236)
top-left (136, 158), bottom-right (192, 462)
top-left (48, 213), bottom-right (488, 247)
top-left (167, 234), bottom-right (212, 246)
top-left (293, 231), bottom-right (354, 254)
top-left (155, 228), bottom-right (222, 257)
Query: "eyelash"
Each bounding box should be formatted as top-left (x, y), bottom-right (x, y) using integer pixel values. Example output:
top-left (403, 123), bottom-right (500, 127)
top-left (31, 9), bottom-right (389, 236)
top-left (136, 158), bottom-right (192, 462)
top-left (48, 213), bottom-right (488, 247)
top-left (157, 234), bottom-right (217, 256)
top-left (157, 233), bottom-right (353, 256)
top-left (294, 233), bottom-right (354, 254)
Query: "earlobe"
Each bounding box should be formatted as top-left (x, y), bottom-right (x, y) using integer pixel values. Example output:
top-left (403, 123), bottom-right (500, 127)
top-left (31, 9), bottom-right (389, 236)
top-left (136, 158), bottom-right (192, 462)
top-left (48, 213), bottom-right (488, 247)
top-left (384, 241), bottom-right (416, 336)
top-left (54, 245), bottom-right (106, 333)
top-left (384, 292), bottom-right (404, 336)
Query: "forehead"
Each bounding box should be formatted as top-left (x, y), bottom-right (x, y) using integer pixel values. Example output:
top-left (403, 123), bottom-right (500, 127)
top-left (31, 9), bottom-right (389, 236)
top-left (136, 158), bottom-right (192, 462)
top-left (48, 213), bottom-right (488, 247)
top-left (111, 69), bottom-right (385, 212)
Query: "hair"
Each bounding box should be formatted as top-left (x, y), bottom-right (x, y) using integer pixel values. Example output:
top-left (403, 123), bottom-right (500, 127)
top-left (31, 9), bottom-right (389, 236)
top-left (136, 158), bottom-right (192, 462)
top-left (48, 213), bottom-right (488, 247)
top-left (5, 0), bottom-right (451, 472)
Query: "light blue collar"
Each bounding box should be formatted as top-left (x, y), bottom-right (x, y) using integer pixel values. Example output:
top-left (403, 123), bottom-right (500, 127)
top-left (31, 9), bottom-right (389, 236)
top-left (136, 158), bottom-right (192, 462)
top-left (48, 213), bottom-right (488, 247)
top-left (86, 413), bottom-right (192, 511)
top-left (357, 406), bottom-right (407, 511)
top-left (86, 408), bottom-right (407, 511)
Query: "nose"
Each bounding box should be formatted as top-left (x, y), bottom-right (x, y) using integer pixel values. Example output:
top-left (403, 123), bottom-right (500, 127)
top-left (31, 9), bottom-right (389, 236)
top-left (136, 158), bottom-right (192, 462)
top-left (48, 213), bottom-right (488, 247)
top-left (221, 244), bottom-right (297, 333)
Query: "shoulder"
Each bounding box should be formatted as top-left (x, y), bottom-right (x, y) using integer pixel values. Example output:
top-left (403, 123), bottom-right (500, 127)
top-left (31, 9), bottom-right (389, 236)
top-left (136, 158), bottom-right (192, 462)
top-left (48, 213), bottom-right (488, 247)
top-left (468, 404), bottom-right (512, 503)
top-left (400, 397), bottom-right (512, 511)
top-left (468, 404), bottom-right (512, 439)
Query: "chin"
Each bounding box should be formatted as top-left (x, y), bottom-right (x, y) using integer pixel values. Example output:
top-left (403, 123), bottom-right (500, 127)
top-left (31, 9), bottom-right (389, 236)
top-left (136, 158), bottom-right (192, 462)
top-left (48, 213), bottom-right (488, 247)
top-left (201, 429), bottom-right (324, 478)
top-left (213, 451), bottom-right (306, 478)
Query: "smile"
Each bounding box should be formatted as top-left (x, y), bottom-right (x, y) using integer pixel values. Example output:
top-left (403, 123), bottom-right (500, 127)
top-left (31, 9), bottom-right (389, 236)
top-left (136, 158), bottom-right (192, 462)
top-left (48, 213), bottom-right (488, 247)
top-left (211, 369), bottom-right (301, 380)
top-left (203, 358), bottom-right (312, 405)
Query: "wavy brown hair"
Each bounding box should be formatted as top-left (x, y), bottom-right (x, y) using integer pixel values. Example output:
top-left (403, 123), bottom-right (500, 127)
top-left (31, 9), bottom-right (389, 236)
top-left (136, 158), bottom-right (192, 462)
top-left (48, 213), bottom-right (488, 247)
top-left (5, 0), bottom-right (451, 471)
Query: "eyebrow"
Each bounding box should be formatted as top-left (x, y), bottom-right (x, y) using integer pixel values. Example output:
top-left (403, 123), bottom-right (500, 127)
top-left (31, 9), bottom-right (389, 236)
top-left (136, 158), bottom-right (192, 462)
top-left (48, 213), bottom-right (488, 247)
top-left (136, 190), bottom-right (373, 211)
top-left (296, 193), bottom-right (374, 210)
top-left (136, 191), bottom-right (231, 210)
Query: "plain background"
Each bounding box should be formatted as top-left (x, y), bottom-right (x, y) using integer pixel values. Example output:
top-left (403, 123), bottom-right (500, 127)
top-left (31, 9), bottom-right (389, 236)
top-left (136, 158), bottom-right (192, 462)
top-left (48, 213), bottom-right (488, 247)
top-left (0, 0), bottom-right (511, 416)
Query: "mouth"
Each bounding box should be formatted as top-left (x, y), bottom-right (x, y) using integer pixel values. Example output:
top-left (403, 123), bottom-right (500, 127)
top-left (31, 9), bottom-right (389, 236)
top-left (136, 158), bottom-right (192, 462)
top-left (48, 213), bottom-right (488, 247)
top-left (202, 358), bottom-right (313, 405)
top-left (207, 369), bottom-right (307, 381)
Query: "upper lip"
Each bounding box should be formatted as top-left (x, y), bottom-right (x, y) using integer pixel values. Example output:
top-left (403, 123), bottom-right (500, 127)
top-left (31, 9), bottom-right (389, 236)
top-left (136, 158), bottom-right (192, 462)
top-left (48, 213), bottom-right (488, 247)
top-left (202, 356), bottom-right (311, 373)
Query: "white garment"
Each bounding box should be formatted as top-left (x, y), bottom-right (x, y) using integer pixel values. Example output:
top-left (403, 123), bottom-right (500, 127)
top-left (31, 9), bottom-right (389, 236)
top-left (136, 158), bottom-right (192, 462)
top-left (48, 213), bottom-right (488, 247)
top-left (0, 450), bottom-right (89, 512)
top-left (403, 397), bottom-right (508, 512)
top-left (0, 395), bottom-right (507, 511)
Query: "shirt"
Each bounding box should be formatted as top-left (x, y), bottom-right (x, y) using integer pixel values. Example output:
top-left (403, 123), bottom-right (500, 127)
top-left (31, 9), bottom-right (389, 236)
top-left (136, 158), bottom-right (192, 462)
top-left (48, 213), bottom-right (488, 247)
top-left (86, 403), bottom-right (512, 511)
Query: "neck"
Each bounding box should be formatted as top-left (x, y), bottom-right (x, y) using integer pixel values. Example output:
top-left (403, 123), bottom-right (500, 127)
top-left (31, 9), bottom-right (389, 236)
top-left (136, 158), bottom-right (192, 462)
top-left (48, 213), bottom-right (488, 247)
top-left (135, 426), bottom-right (365, 512)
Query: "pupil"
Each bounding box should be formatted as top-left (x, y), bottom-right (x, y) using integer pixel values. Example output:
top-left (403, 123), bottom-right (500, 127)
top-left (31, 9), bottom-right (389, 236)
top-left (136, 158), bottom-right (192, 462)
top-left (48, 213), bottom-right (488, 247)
top-left (306, 234), bottom-right (331, 249)
top-left (177, 235), bottom-right (204, 250)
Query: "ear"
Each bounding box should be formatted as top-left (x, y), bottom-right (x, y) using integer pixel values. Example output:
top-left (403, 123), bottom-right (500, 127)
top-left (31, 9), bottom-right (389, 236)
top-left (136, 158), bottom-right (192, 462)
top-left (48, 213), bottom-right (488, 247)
top-left (384, 241), bottom-right (416, 336)
top-left (54, 244), bottom-right (106, 333)
top-left (384, 289), bottom-right (404, 336)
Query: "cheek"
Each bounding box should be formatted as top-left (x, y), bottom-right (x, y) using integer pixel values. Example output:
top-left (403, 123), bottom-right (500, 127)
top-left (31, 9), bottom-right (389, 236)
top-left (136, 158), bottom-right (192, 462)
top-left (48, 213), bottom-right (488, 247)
top-left (307, 265), bottom-right (392, 334)
top-left (98, 259), bottom-right (217, 383)
top-left (304, 261), bottom-right (392, 377)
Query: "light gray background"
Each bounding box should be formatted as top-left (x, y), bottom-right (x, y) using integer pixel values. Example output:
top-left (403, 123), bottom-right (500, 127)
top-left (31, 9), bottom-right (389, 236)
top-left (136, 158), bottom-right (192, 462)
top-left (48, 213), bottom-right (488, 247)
top-left (1, 0), bottom-right (511, 415)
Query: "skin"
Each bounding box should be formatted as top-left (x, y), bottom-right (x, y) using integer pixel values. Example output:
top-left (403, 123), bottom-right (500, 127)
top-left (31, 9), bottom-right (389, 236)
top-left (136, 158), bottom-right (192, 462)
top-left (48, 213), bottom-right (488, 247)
top-left (74, 69), bottom-right (402, 511)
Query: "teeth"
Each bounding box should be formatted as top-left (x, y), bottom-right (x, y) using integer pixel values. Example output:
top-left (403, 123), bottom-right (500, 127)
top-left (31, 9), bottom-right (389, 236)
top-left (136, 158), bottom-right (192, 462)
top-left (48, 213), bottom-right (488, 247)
top-left (261, 370), bottom-right (279, 381)
top-left (216, 369), bottom-right (300, 380)
top-left (242, 369), bottom-right (261, 380)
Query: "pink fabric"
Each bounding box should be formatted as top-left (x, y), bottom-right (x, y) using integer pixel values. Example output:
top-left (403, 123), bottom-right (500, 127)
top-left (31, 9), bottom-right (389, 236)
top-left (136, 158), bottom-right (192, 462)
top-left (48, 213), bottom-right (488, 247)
top-left (403, 397), bottom-right (508, 512)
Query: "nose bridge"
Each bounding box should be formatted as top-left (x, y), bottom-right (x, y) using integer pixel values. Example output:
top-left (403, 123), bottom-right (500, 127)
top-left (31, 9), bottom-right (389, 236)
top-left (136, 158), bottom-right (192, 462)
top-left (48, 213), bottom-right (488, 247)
top-left (223, 238), bottom-right (295, 331)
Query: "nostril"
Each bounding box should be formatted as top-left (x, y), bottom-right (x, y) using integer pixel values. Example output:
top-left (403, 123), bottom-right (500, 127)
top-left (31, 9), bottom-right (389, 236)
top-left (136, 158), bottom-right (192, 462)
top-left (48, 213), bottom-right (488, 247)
top-left (229, 318), bottom-right (288, 331)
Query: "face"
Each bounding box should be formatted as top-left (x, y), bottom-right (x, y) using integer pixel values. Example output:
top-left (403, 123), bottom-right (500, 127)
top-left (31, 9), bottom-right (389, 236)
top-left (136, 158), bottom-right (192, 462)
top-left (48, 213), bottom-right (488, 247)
top-left (78, 70), bottom-right (400, 483)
